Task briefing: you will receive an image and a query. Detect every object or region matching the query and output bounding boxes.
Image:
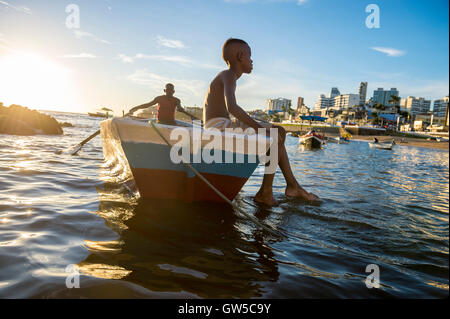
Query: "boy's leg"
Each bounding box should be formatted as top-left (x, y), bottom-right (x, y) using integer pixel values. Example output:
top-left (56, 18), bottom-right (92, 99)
top-left (254, 126), bottom-right (319, 206)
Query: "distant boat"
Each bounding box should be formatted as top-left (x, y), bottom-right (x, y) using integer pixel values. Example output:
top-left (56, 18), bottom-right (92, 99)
top-left (327, 136), bottom-right (349, 144)
top-left (88, 107), bottom-right (113, 118)
top-left (88, 112), bottom-right (112, 118)
top-left (369, 140), bottom-right (394, 150)
top-left (299, 131), bottom-right (324, 148)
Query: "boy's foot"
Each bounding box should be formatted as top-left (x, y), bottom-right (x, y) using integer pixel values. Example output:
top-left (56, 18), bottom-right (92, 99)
top-left (285, 184), bottom-right (320, 202)
top-left (254, 190), bottom-right (278, 207)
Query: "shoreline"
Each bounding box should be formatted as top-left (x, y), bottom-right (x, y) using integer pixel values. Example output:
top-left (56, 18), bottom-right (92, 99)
top-left (280, 124), bottom-right (449, 150)
top-left (324, 133), bottom-right (448, 150)
top-left (350, 135), bottom-right (449, 150)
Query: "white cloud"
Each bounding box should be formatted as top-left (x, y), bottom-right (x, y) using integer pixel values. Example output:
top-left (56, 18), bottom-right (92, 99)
top-left (62, 53), bottom-right (97, 58)
top-left (136, 53), bottom-right (192, 65)
top-left (371, 47), bottom-right (406, 57)
top-left (73, 30), bottom-right (111, 44)
top-left (0, 1), bottom-right (32, 14)
top-left (0, 32), bottom-right (8, 45)
top-left (156, 35), bottom-right (185, 49)
top-left (297, 0), bottom-right (308, 5)
top-left (369, 80), bottom-right (449, 101)
top-left (117, 53), bottom-right (222, 69)
top-left (235, 72), bottom-right (319, 109)
top-left (118, 54), bottom-right (134, 63)
top-left (126, 69), bottom-right (207, 102)
top-left (0, 32), bottom-right (14, 52)
top-left (117, 53), bottom-right (191, 65)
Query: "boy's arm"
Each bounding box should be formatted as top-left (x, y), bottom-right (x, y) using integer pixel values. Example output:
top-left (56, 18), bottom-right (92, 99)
top-left (129, 97), bottom-right (159, 114)
top-left (222, 71), bottom-right (265, 131)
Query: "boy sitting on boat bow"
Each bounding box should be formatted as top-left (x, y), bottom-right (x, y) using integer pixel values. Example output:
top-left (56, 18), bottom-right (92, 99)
top-left (203, 38), bottom-right (319, 206)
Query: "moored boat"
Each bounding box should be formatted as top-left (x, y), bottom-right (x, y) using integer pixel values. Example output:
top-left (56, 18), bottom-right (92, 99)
top-left (299, 131), bottom-right (324, 148)
top-left (100, 117), bottom-right (273, 203)
top-left (369, 141), bottom-right (394, 150)
top-left (89, 107), bottom-right (114, 118)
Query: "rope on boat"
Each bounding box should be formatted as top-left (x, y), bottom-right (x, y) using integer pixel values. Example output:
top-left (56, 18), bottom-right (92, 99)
top-left (150, 121), bottom-right (284, 237)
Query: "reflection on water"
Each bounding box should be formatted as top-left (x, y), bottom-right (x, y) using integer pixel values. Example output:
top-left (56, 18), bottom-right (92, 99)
top-left (80, 182), bottom-right (280, 298)
top-left (0, 111), bottom-right (448, 298)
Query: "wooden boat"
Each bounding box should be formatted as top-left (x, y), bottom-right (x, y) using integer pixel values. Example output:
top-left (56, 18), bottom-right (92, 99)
top-left (100, 117), bottom-right (273, 203)
top-left (369, 141), bottom-right (394, 150)
top-left (299, 131), bottom-right (324, 148)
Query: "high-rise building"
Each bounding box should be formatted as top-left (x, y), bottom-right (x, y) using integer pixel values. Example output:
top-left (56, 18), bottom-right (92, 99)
top-left (297, 97), bottom-right (304, 111)
top-left (314, 94), bottom-right (333, 110)
top-left (432, 96), bottom-right (449, 117)
top-left (333, 94), bottom-right (360, 109)
top-left (372, 88), bottom-right (399, 106)
top-left (401, 96), bottom-right (431, 116)
top-left (330, 87), bottom-right (340, 98)
top-left (446, 102), bottom-right (449, 128)
top-left (358, 82), bottom-right (368, 106)
top-left (266, 98), bottom-right (291, 112)
top-left (297, 105), bottom-right (310, 115)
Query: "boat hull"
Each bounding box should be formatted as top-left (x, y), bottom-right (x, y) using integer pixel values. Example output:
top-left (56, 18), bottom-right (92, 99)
top-left (100, 118), bottom-right (272, 203)
top-left (299, 136), bottom-right (323, 148)
top-left (369, 142), bottom-right (393, 150)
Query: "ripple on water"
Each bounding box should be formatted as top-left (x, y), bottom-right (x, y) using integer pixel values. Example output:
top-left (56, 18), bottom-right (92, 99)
top-left (0, 114), bottom-right (448, 298)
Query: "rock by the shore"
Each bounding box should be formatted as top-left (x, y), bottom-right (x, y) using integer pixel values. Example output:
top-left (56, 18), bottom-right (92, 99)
top-left (0, 104), bottom-right (63, 135)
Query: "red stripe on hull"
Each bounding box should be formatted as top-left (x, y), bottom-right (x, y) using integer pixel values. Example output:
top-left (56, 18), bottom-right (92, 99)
top-left (131, 168), bottom-right (248, 202)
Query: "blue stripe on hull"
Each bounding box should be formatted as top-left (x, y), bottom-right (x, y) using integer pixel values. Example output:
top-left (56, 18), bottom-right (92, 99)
top-left (121, 142), bottom-right (259, 179)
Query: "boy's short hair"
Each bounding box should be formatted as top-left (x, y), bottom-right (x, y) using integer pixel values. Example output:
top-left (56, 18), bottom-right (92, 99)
top-left (165, 83), bottom-right (174, 89)
top-left (222, 38), bottom-right (248, 63)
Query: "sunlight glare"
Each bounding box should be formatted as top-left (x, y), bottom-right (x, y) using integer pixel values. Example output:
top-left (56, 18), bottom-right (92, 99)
top-left (0, 52), bottom-right (77, 111)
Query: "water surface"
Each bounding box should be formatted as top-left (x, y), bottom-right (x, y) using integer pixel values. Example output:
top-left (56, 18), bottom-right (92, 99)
top-left (0, 112), bottom-right (448, 298)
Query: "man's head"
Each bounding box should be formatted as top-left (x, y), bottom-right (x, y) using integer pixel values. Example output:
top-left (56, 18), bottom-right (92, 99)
top-left (222, 38), bottom-right (253, 73)
top-left (164, 83), bottom-right (175, 97)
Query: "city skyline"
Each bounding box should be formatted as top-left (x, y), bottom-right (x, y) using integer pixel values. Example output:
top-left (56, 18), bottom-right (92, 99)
top-left (0, 0), bottom-right (448, 114)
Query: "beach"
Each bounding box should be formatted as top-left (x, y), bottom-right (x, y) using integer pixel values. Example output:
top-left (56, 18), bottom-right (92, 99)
top-left (352, 135), bottom-right (449, 150)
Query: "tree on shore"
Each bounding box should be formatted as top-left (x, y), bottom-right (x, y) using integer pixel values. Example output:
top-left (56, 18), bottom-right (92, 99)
top-left (374, 103), bottom-right (385, 111)
top-left (389, 95), bottom-right (401, 113)
top-left (371, 111), bottom-right (380, 125)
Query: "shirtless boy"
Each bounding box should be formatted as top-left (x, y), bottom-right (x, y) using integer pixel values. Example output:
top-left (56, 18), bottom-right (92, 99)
top-left (203, 38), bottom-right (319, 206)
top-left (129, 83), bottom-right (192, 125)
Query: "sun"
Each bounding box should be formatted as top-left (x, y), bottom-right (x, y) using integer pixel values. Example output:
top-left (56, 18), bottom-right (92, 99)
top-left (0, 52), bottom-right (77, 111)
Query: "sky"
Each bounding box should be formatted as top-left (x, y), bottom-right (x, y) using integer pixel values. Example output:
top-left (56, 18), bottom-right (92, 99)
top-left (0, 0), bottom-right (448, 114)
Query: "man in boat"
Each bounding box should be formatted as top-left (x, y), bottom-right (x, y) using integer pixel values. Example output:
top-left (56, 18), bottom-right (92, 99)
top-left (128, 83), bottom-right (192, 125)
top-left (203, 38), bottom-right (319, 206)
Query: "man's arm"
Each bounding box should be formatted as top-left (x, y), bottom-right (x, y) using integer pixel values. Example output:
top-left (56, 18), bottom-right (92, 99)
top-left (222, 71), bottom-right (264, 131)
top-left (175, 99), bottom-right (199, 121)
top-left (129, 97), bottom-right (159, 114)
top-left (175, 98), bottom-right (184, 112)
